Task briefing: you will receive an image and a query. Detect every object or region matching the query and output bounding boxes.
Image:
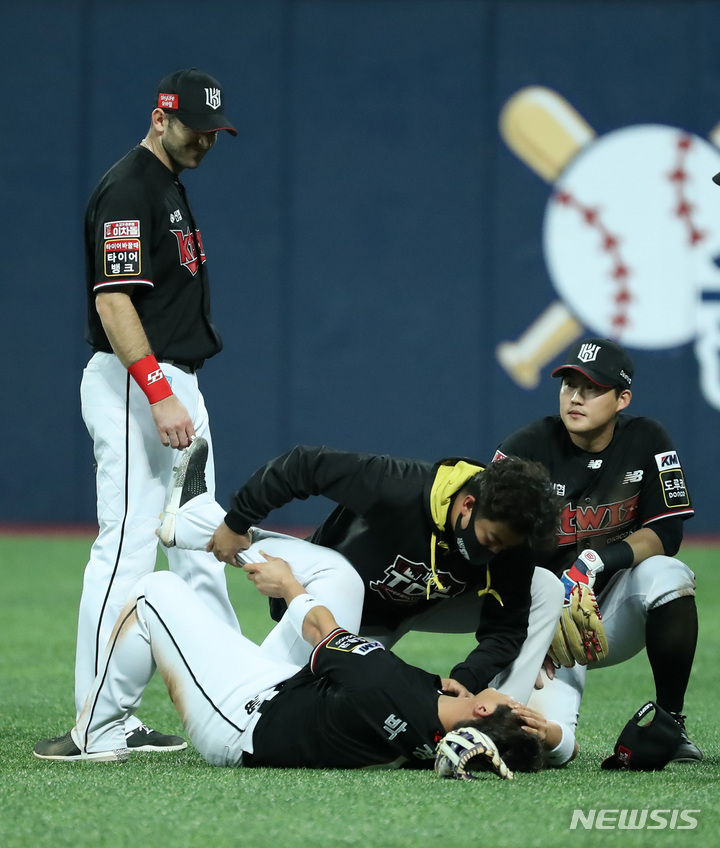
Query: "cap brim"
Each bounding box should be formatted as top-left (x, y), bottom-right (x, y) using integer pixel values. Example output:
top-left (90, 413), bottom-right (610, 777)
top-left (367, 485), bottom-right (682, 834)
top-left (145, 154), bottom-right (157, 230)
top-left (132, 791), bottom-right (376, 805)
top-left (176, 111), bottom-right (237, 136)
top-left (550, 364), bottom-right (614, 388)
top-left (601, 753), bottom-right (626, 770)
top-left (713, 172), bottom-right (720, 186)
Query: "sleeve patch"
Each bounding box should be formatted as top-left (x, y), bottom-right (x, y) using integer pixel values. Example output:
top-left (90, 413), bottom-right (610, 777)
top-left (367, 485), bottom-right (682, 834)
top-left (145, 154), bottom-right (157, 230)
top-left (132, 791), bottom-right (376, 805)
top-left (655, 451), bottom-right (681, 471)
top-left (325, 632), bottom-right (385, 655)
top-left (104, 239), bottom-right (141, 277)
top-left (660, 470), bottom-right (690, 508)
top-left (104, 220), bottom-right (140, 238)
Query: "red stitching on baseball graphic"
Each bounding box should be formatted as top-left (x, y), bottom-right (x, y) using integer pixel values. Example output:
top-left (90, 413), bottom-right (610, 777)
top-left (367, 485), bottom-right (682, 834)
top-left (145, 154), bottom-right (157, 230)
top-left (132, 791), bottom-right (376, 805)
top-left (669, 134), bottom-right (707, 246)
top-left (553, 190), bottom-right (631, 333)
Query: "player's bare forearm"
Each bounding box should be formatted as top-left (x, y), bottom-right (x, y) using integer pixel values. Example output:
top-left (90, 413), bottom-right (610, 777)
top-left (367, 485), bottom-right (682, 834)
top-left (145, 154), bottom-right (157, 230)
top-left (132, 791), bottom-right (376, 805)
top-left (95, 291), bottom-right (152, 368)
top-left (207, 521), bottom-right (252, 565)
top-left (242, 552), bottom-right (339, 646)
top-left (96, 291), bottom-right (194, 448)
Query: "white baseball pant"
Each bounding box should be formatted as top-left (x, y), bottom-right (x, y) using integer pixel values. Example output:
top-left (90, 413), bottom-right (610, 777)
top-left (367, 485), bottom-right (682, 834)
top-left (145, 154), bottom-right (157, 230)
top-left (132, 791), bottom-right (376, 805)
top-left (77, 353), bottom-right (239, 731)
top-left (172, 494), bottom-right (564, 701)
top-left (172, 493), bottom-right (365, 666)
top-left (527, 556), bottom-right (696, 762)
top-left (74, 571), bottom-right (301, 765)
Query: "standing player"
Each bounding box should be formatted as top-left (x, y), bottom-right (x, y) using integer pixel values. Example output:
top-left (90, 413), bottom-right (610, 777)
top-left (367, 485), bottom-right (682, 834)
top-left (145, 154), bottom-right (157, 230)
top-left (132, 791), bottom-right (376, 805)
top-left (494, 337), bottom-right (701, 763)
top-left (158, 441), bottom-right (569, 747)
top-left (65, 69), bottom-right (239, 752)
top-left (34, 557), bottom-right (552, 773)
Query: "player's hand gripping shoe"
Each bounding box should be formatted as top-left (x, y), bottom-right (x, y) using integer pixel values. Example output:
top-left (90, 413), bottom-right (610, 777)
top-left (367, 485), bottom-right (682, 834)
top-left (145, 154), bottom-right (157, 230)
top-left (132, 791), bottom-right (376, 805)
top-left (549, 551), bottom-right (609, 667)
top-left (158, 437), bottom-right (209, 547)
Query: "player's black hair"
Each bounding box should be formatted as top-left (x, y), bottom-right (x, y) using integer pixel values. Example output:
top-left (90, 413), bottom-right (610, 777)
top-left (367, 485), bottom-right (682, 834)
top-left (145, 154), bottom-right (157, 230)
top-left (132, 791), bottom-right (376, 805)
top-left (463, 457), bottom-right (562, 546)
top-left (457, 705), bottom-right (544, 772)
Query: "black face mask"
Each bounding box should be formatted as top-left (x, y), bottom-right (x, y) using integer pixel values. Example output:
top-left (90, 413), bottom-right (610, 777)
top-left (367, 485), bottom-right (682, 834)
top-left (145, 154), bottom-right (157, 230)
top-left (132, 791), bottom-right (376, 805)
top-left (453, 505), bottom-right (495, 565)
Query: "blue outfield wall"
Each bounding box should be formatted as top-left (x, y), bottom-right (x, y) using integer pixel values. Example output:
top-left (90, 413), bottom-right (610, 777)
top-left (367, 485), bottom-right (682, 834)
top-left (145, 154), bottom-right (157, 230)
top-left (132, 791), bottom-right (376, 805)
top-left (2, 0), bottom-right (719, 533)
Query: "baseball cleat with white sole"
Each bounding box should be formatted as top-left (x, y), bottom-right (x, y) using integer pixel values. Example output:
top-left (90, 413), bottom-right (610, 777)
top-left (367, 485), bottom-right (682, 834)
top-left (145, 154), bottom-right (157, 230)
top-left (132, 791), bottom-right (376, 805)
top-left (33, 731), bottom-right (128, 763)
top-left (125, 724), bottom-right (188, 752)
top-left (158, 437), bottom-right (209, 547)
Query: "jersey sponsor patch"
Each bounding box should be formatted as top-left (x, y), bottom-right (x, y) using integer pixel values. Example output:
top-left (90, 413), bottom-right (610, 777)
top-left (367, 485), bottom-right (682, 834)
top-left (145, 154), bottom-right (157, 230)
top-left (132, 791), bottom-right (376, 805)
top-left (655, 451), bottom-right (681, 471)
top-left (660, 470), bottom-right (690, 507)
top-left (325, 631), bottom-right (385, 655)
top-left (104, 239), bottom-right (141, 276)
top-left (158, 93), bottom-right (179, 110)
top-left (104, 219), bottom-right (140, 238)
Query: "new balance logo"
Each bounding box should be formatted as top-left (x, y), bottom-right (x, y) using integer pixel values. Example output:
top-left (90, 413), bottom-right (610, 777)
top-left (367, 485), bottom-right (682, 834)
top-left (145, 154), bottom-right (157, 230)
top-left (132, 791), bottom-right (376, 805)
top-left (623, 470), bottom-right (643, 484)
top-left (587, 460), bottom-right (603, 469)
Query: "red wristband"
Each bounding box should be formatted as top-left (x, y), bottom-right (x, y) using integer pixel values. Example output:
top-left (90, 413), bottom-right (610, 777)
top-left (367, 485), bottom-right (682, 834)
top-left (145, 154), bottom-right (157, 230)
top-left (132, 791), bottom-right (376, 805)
top-left (128, 355), bottom-right (173, 404)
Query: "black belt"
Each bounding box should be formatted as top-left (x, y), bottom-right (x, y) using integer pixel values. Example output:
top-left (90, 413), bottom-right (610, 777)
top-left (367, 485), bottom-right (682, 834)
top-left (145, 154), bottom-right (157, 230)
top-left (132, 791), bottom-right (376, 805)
top-left (159, 359), bottom-right (204, 374)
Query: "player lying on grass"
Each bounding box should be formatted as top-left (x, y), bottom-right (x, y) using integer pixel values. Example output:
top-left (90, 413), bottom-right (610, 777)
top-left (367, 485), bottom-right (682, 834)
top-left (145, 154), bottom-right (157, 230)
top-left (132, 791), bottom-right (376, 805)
top-left (34, 555), bottom-right (562, 775)
top-left (156, 440), bottom-right (568, 739)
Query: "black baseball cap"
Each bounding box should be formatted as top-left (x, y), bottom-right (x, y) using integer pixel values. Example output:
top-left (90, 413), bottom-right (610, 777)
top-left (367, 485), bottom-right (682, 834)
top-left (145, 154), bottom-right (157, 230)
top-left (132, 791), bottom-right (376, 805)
top-left (552, 337), bottom-right (633, 390)
top-left (712, 172), bottom-right (720, 185)
top-left (601, 702), bottom-right (682, 771)
top-left (156, 68), bottom-right (237, 136)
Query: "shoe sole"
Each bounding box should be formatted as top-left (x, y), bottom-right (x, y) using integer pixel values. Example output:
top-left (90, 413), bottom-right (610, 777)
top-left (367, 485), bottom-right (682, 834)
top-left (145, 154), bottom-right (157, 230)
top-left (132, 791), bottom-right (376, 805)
top-left (33, 748), bottom-right (128, 763)
top-left (158, 438), bottom-right (207, 547)
top-left (128, 741), bottom-right (188, 753)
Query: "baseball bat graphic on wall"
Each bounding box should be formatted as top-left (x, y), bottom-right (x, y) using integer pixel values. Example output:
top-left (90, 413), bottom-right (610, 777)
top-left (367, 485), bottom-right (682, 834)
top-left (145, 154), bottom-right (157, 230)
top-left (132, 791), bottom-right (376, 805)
top-left (497, 86), bottom-right (720, 402)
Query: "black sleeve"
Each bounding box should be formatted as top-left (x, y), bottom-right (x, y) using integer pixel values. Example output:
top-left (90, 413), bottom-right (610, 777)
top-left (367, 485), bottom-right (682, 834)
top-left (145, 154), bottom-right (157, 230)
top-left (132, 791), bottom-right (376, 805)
top-left (224, 445), bottom-right (389, 534)
top-left (310, 629), bottom-right (442, 692)
top-left (449, 551), bottom-right (534, 693)
top-left (646, 516), bottom-right (684, 557)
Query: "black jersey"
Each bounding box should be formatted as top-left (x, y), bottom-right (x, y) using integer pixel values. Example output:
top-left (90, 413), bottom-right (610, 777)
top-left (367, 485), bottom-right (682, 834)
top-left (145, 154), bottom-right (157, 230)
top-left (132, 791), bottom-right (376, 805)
top-left (225, 445), bottom-right (536, 693)
top-left (84, 145), bottom-right (222, 365)
top-left (244, 630), bottom-right (444, 769)
top-left (495, 415), bottom-right (694, 577)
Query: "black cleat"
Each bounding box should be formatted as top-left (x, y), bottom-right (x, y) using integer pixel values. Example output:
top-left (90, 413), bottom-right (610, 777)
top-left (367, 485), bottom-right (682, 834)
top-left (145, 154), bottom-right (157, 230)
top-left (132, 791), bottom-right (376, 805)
top-left (668, 713), bottom-right (703, 763)
top-left (33, 731), bottom-right (128, 762)
top-left (125, 724), bottom-right (188, 752)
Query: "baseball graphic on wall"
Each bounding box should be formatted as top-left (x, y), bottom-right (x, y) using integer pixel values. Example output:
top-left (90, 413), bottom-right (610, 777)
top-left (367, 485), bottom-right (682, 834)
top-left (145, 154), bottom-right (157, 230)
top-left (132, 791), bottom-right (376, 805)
top-left (544, 124), bottom-right (720, 349)
top-left (496, 86), bottom-right (720, 409)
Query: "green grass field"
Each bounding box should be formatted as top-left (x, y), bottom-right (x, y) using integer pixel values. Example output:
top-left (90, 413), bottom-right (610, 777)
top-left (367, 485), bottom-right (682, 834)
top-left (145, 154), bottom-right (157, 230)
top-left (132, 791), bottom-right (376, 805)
top-left (1, 535), bottom-right (717, 847)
